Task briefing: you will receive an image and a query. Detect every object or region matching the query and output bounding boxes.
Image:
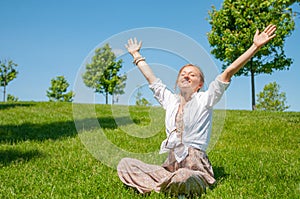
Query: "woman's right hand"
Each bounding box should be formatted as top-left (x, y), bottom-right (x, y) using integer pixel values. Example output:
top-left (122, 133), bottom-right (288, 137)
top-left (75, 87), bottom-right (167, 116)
top-left (125, 38), bottom-right (142, 56)
top-left (125, 38), bottom-right (156, 84)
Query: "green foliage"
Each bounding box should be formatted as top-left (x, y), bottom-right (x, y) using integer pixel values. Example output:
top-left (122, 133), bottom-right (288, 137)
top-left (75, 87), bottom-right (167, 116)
top-left (0, 102), bottom-right (299, 198)
top-left (135, 87), bottom-right (152, 106)
top-left (82, 43), bottom-right (127, 104)
top-left (46, 76), bottom-right (74, 102)
top-left (0, 59), bottom-right (18, 102)
top-left (136, 97), bottom-right (152, 106)
top-left (207, 0), bottom-right (295, 76)
top-left (256, 82), bottom-right (290, 111)
top-left (112, 74), bottom-right (127, 104)
top-left (7, 94), bottom-right (18, 102)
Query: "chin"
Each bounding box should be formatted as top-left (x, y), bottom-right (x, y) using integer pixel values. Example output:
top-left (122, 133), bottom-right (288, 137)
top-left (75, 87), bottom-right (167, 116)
top-left (179, 87), bottom-right (194, 92)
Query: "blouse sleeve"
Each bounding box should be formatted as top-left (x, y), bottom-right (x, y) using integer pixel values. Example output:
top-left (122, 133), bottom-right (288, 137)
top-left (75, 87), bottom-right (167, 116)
top-left (203, 75), bottom-right (230, 108)
top-left (149, 78), bottom-right (177, 109)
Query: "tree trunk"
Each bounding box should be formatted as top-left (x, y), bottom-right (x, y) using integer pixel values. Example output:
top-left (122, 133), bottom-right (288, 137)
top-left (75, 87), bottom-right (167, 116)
top-left (105, 92), bottom-right (108, 104)
top-left (250, 58), bottom-right (256, 110)
top-left (3, 85), bottom-right (6, 102)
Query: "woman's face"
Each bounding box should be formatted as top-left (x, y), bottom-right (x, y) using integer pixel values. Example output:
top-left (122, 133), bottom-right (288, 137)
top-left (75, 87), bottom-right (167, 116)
top-left (177, 65), bottom-right (203, 93)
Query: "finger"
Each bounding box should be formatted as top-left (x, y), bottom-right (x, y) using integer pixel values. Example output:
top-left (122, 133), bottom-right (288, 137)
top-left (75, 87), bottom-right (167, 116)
top-left (268, 34), bottom-right (276, 40)
top-left (268, 25), bottom-right (277, 35)
top-left (124, 44), bottom-right (128, 49)
top-left (128, 38), bottom-right (133, 45)
top-left (254, 29), bottom-right (259, 37)
top-left (265, 24), bottom-right (276, 35)
top-left (138, 40), bottom-right (142, 48)
top-left (134, 37), bottom-right (138, 44)
top-left (264, 24), bottom-right (273, 33)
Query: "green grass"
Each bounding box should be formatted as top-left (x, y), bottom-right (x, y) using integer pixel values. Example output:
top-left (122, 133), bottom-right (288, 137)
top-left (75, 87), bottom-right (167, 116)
top-left (0, 102), bottom-right (299, 198)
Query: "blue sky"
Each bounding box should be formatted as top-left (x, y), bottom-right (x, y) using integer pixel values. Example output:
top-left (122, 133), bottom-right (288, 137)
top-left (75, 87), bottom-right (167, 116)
top-left (1, 0), bottom-right (299, 111)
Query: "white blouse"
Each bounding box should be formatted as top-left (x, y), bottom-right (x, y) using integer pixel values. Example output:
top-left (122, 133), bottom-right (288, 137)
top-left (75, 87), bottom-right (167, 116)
top-left (149, 75), bottom-right (230, 163)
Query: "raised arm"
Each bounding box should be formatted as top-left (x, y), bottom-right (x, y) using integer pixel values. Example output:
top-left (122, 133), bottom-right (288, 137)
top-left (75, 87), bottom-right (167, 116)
top-left (220, 24), bottom-right (277, 82)
top-left (125, 38), bottom-right (157, 84)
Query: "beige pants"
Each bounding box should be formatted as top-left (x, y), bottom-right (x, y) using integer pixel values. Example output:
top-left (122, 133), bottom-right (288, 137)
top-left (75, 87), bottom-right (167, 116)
top-left (117, 147), bottom-right (215, 196)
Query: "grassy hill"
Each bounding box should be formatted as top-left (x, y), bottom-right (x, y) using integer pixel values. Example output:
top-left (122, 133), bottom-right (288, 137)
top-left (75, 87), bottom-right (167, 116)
top-left (0, 102), bottom-right (299, 198)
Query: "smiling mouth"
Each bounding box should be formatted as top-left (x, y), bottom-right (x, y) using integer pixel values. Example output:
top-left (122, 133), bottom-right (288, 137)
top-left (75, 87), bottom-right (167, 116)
top-left (180, 80), bottom-right (191, 87)
top-left (181, 80), bottom-right (190, 84)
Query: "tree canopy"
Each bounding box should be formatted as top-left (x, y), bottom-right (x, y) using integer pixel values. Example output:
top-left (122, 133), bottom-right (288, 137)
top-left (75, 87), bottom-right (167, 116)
top-left (82, 43), bottom-right (127, 104)
top-left (256, 82), bottom-right (290, 111)
top-left (46, 76), bottom-right (74, 102)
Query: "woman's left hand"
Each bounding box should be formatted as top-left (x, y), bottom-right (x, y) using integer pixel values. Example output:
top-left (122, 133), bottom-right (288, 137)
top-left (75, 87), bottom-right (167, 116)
top-left (253, 24), bottom-right (276, 48)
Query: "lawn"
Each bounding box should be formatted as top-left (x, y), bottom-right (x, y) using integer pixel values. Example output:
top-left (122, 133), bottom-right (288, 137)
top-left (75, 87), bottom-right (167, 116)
top-left (0, 102), bottom-right (299, 198)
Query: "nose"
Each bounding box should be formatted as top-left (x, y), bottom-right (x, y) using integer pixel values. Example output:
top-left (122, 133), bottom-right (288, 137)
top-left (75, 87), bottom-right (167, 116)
top-left (183, 73), bottom-right (189, 79)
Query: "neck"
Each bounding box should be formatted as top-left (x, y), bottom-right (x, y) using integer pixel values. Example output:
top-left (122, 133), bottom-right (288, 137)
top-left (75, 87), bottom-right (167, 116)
top-left (180, 90), bottom-right (193, 103)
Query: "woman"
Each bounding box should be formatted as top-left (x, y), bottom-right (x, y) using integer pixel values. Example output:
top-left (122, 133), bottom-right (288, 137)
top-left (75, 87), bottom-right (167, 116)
top-left (117, 24), bottom-right (277, 197)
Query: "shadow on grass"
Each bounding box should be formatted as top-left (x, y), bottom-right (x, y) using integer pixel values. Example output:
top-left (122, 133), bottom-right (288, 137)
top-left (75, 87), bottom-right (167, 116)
top-left (98, 116), bottom-right (143, 129)
top-left (0, 102), bottom-right (36, 110)
top-left (0, 120), bottom-right (78, 143)
top-left (210, 166), bottom-right (229, 189)
top-left (73, 116), bottom-right (145, 131)
top-left (0, 148), bottom-right (43, 166)
top-left (0, 116), bottom-right (143, 143)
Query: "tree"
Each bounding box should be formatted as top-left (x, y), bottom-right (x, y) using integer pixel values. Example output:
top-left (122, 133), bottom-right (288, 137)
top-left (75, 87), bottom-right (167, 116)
top-left (0, 59), bottom-right (18, 102)
top-left (82, 43), bottom-right (127, 104)
top-left (46, 76), bottom-right (74, 102)
top-left (207, 0), bottom-right (296, 110)
top-left (7, 94), bottom-right (19, 102)
top-left (256, 82), bottom-right (289, 111)
top-left (135, 86), bottom-right (151, 106)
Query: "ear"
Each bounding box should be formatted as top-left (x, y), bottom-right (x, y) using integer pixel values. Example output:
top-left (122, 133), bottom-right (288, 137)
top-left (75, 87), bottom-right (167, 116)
top-left (196, 82), bottom-right (204, 92)
top-left (199, 82), bottom-right (204, 88)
